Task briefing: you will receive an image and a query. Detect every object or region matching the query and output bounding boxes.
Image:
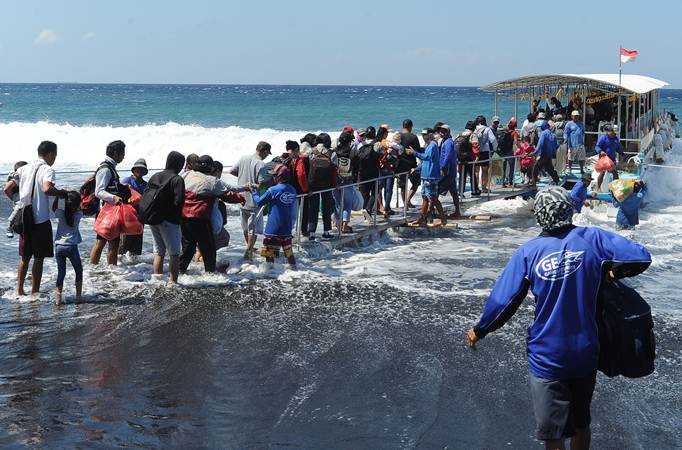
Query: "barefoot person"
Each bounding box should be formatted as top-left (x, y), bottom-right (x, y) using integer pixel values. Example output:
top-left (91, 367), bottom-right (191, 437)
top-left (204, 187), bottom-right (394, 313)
top-left (52, 192), bottom-right (84, 305)
top-left (3, 141), bottom-right (67, 296)
top-left (90, 140), bottom-right (127, 266)
top-left (252, 165), bottom-right (298, 269)
top-left (405, 128), bottom-right (446, 226)
top-left (141, 151), bottom-right (186, 284)
top-left (466, 186), bottom-right (652, 450)
top-left (230, 141), bottom-right (270, 260)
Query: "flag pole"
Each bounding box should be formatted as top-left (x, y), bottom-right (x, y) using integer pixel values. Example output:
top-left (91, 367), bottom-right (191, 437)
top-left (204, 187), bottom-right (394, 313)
top-left (619, 45), bottom-right (622, 88)
top-left (617, 46), bottom-right (622, 136)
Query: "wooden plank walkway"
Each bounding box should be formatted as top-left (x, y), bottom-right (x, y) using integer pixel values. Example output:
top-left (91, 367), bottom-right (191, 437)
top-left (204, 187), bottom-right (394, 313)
top-left (296, 185), bottom-right (536, 252)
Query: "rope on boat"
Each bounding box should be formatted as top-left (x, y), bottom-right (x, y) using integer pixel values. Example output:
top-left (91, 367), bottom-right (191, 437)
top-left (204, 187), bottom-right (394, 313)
top-left (643, 164), bottom-right (682, 170)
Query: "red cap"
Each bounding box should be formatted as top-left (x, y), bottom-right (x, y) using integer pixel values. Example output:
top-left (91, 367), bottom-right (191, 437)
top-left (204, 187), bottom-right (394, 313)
top-left (342, 125), bottom-right (354, 134)
top-left (509, 117), bottom-right (517, 127)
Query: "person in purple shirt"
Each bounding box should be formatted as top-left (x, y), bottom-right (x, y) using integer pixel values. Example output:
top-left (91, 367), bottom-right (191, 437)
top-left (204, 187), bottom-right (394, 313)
top-left (595, 125), bottom-right (624, 189)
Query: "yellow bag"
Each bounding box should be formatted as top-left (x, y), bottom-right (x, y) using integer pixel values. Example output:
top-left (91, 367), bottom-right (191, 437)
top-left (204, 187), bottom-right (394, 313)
top-left (609, 179), bottom-right (637, 203)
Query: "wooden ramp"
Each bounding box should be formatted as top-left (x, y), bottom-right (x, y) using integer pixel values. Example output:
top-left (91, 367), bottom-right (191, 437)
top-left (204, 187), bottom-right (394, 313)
top-left (295, 185), bottom-right (535, 253)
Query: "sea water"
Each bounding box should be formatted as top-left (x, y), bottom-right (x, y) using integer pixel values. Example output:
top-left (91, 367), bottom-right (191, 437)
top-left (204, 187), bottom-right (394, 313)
top-left (0, 84), bottom-right (680, 449)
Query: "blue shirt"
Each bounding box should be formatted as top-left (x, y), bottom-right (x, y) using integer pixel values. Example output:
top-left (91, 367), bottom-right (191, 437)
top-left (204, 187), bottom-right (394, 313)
top-left (438, 137), bottom-right (457, 178)
top-left (595, 135), bottom-right (624, 162)
top-left (413, 141), bottom-right (441, 180)
top-left (563, 120), bottom-right (585, 148)
top-left (570, 181), bottom-right (589, 213)
top-left (534, 128), bottom-right (558, 158)
top-left (474, 226), bottom-right (651, 380)
top-left (54, 209), bottom-right (83, 246)
top-left (252, 183), bottom-right (297, 237)
top-left (613, 189), bottom-right (646, 228)
top-left (121, 176), bottom-right (148, 195)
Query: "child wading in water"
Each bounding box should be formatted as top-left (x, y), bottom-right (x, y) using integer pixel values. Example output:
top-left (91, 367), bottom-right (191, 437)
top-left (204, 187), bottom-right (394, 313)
top-left (252, 164), bottom-right (298, 269)
top-left (52, 192), bottom-right (84, 305)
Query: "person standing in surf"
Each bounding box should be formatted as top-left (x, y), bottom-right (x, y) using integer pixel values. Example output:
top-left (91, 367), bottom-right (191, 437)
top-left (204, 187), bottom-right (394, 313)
top-left (142, 151), bottom-right (186, 284)
top-left (4, 141), bottom-right (67, 296)
top-left (230, 141), bottom-right (270, 260)
top-left (252, 165), bottom-right (298, 269)
top-left (466, 186), bottom-right (652, 450)
top-left (119, 158), bottom-right (148, 259)
top-left (90, 140), bottom-right (127, 266)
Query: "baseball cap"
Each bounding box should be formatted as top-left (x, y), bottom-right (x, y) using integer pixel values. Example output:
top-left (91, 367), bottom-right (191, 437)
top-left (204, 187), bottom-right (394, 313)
top-left (342, 125), bottom-right (354, 134)
top-left (537, 112), bottom-right (546, 119)
top-left (357, 128), bottom-right (367, 136)
top-left (571, 110), bottom-right (581, 116)
top-left (492, 116), bottom-right (501, 123)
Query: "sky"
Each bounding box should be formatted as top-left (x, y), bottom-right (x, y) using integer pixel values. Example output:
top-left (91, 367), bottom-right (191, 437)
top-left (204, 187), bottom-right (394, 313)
top-left (0, 0), bottom-right (679, 87)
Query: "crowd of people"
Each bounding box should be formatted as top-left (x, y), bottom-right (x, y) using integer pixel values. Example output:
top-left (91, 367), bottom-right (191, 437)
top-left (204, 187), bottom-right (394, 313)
top-left (3, 109), bottom-right (629, 303)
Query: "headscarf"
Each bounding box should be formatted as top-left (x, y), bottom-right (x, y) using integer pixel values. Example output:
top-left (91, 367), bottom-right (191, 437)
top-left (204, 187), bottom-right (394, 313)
top-left (274, 164), bottom-right (290, 184)
top-left (534, 186), bottom-right (574, 231)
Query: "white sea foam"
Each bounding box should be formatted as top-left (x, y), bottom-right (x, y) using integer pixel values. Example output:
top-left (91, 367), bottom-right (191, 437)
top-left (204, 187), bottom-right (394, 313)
top-left (0, 121), bottom-right (337, 171)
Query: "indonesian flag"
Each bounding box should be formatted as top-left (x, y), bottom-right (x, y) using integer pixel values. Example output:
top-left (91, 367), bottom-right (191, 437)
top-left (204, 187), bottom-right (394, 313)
top-left (620, 47), bottom-right (638, 63)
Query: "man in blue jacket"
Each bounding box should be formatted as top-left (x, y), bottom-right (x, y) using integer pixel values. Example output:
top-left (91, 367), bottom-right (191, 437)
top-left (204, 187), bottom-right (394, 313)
top-left (252, 165), bottom-right (298, 269)
top-left (406, 128), bottom-right (447, 226)
top-left (595, 125), bottom-right (624, 190)
top-left (466, 186), bottom-right (651, 450)
top-left (532, 120), bottom-right (560, 185)
top-left (436, 124), bottom-right (461, 218)
top-left (570, 173), bottom-right (596, 213)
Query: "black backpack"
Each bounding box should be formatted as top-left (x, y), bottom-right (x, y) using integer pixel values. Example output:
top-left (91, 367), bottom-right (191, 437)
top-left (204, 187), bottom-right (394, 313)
top-left (137, 175), bottom-right (175, 225)
top-left (497, 128), bottom-right (514, 156)
top-left (455, 133), bottom-right (473, 162)
top-left (308, 152), bottom-right (334, 190)
top-left (597, 279), bottom-right (656, 378)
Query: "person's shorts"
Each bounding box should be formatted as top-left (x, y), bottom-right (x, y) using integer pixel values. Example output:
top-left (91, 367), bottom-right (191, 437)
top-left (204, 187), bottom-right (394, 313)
top-left (118, 233), bottom-right (143, 255)
top-left (477, 152), bottom-right (491, 164)
top-left (240, 209), bottom-right (264, 235)
top-left (421, 179), bottom-right (439, 198)
top-left (529, 371), bottom-right (597, 441)
top-left (150, 221), bottom-right (182, 257)
top-left (261, 235), bottom-right (293, 257)
top-left (19, 220), bottom-right (54, 260)
top-left (568, 145), bottom-right (586, 161)
top-left (96, 234), bottom-right (121, 243)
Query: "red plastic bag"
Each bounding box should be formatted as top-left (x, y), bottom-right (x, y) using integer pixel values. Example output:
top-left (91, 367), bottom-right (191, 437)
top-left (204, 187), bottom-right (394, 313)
top-left (128, 189), bottom-right (142, 205)
top-left (119, 204), bottom-right (143, 235)
top-left (595, 155), bottom-right (616, 173)
top-left (93, 203), bottom-right (122, 241)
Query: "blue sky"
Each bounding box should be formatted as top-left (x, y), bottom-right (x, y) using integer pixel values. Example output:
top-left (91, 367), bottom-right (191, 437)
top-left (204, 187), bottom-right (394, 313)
top-left (1, 0), bottom-right (679, 87)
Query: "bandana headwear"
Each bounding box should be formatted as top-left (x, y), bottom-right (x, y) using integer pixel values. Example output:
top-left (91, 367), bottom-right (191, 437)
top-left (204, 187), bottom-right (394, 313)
top-left (534, 186), bottom-right (574, 231)
top-left (274, 164), bottom-right (290, 184)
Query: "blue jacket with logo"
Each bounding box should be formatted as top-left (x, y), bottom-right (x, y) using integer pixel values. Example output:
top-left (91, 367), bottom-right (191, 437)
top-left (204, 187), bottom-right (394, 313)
top-left (474, 226), bottom-right (651, 380)
top-left (252, 183), bottom-right (298, 237)
top-left (413, 141), bottom-right (441, 180)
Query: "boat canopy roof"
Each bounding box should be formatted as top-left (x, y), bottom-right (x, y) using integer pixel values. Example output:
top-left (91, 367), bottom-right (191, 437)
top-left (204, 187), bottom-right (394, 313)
top-left (482, 74), bottom-right (668, 95)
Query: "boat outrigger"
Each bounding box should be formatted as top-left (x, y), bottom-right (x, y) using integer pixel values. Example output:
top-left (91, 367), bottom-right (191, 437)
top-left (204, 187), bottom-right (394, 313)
top-left (481, 73), bottom-right (675, 203)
